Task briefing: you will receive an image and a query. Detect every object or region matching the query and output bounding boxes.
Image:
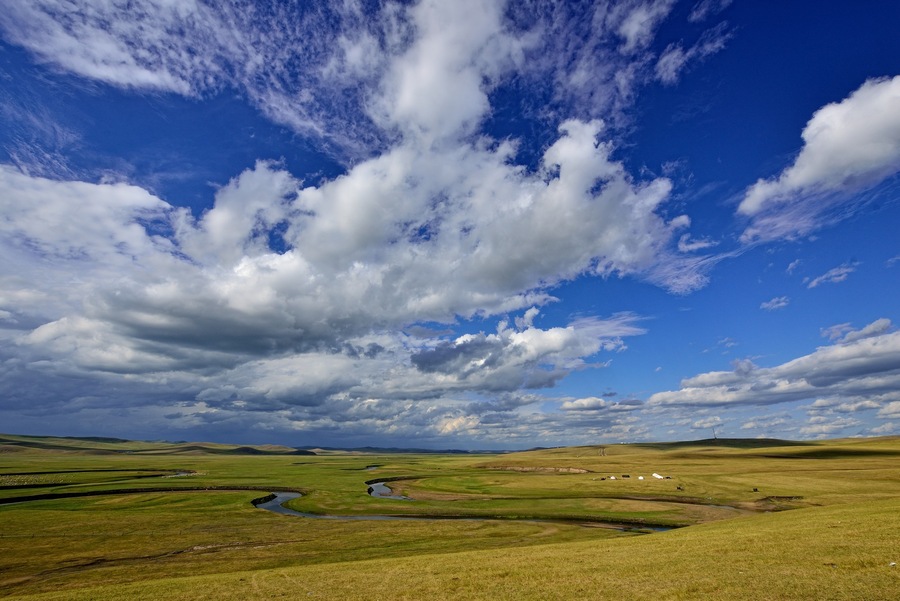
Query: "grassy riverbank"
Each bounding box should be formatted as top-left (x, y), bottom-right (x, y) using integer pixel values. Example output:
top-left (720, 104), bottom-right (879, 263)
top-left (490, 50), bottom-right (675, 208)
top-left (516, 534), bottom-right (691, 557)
top-left (2, 434), bottom-right (899, 599)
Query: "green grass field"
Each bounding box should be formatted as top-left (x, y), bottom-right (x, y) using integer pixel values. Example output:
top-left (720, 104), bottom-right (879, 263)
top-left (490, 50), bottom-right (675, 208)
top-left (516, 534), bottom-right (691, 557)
top-left (1, 434), bottom-right (898, 599)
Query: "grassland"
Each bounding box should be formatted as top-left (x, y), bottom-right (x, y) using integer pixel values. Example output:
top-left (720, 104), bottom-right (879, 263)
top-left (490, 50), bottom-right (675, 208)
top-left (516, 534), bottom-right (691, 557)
top-left (1, 433), bottom-right (898, 599)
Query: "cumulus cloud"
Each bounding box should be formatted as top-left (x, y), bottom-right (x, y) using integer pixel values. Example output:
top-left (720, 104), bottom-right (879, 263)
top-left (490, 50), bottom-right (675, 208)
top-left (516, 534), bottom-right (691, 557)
top-left (0, 99), bottom-right (680, 444)
top-left (878, 402), bottom-right (900, 419)
top-left (799, 415), bottom-right (861, 438)
top-left (0, 94), bottom-right (687, 379)
top-left (648, 320), bottom-right (900, 408)
top-left (739, 76), bottom-right (900, 241)
top-left (371, 0), bottom-right (524, 145)
top-left (0, 1), bottom-right (731, 446)
top-left (410, 314), bottom-right (645, 393)
top-left (809, 398), bottom-right (880, 413)
top-left (560, 395), bottom-right (642, 412)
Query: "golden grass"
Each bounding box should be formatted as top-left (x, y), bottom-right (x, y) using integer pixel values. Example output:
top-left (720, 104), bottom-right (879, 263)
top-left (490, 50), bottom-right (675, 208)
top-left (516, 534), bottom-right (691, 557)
top-left (2, 435), bottom-right (899, 600)
top-left (5, 498), bottom-right (897, 600)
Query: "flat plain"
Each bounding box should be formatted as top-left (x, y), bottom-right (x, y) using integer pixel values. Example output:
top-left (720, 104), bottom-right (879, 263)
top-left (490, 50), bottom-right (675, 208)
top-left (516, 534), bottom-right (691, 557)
top-left (1, 433), bottom-right (898, 600)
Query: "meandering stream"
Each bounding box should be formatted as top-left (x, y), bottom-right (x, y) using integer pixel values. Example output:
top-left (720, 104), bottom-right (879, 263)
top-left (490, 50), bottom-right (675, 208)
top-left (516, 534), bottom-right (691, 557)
top-left (254, 489), bottom-right (675, 532)
top-left (366, 481), bottom-right (410, 500)
top-left (254, 492), bottom-right (421, 521)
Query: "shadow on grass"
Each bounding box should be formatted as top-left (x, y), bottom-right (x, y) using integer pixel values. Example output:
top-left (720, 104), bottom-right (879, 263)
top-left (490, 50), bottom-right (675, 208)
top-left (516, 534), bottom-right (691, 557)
top-left (632, 438), bottom-right (812, 451)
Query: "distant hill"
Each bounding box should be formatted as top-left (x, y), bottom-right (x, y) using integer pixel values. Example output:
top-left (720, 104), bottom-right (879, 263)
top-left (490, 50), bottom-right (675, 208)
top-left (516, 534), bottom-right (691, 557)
top-left (0, 433), bottom-right (499, 456)
top-left (5, 433), bottom-right (896, 457)
top-left (297, 445), bottom-right (502, 454)
top-left (0, 434), bottom-right (316, 456)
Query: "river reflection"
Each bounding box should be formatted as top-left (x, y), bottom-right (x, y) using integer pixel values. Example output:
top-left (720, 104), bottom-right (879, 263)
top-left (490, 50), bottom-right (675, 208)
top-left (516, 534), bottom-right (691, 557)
top-left (367, 481), bottom-right (410, 500)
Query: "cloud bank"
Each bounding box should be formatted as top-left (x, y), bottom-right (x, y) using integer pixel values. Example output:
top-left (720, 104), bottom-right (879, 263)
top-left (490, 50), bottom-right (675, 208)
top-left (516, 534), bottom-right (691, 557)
top-left (648, 320), bottom-right (900, 412)
top-left (0, 1), bottom-right (894, 446)
top-left (0, 0), bottom-right (730, 446)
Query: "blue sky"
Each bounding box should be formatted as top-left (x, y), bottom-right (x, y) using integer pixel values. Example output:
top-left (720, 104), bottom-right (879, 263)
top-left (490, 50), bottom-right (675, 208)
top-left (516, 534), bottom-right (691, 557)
top-left (1, 0), bottom-right (899, 448)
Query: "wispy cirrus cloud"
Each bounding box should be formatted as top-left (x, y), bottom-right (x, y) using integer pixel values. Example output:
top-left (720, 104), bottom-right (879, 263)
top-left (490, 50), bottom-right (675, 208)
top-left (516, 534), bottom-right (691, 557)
top-left (805, 262), bottom-right (857, 288)
top-left (0, 0), bottom-right (393, 157)
top-left (655, 22), bottom-right (731, 85)
top-left (0, 0), bottom-right (723, 162)
top-left (688, 0), bottom-right (733, 23)
top-left (760, 296), bottom-right (790, 311)
top-left (821, 318), bottom-right (892, 343)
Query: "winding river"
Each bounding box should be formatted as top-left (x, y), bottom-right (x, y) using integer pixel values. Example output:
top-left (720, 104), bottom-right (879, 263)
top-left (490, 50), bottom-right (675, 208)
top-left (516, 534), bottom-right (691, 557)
top-left (254, 491), bottom-right (420, 521)
top-left (254, 488), bottom-right (675, 532)
top-left (366, 481), bottom-right (410, 500)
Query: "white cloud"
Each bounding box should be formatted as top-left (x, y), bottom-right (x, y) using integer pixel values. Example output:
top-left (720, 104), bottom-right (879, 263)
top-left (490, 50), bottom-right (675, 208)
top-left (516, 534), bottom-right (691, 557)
top-left (0, 1), bottom-right (735, 446)
top-left (0, 164), bottom-right (168, 262)
top-left (677, 233), bottom-right (719, 253)
top-left (820, 323), bottom-right (854, 342)
top-left (799, 415), bottom-right (861, 438)
top-left (648, 320), bottom-right (900, 408)
top-left (691, 415), bottom-right (722, 429)
top-left (809, 398), bottom-right (880, 413)
top-left (560, 396), bottom-right (643, 412)
top-left (515, 307), bottom-right (541, 331)
top-left (0, 1), bottom-right (213, 95)
top-left (805, 263), bottom-right (857, 288)
top-left (871, 422), bottom-right (895, 434)
top-left (655, 22), bottom-right (730, 85)
top-left (822, 318), bottom-right (893, 344)
top-left (0, 1), bottom-right (703, 160)
top-left (0, 140), bottom-right (669, 434)
top-left (504, 1), bottom-right (695, 128)
top-left (878, 402), bottom-right (900, 419)
top-left (760, 296), bottom-right (790, 311)
top-left (0, 1), bottom-right (391, 155)
top-left (372, 0), bottom-right (523, 145)
top-left (560, 397), bottom-right (610, 411)
top-left (740, 413), bottom-right (791, 431)
top-left (688, 0), bottom-right (733, 23)
top-left (410, 314), bottom-right (646, 393)
top-left (740, 76), bottom-right (900, 241)
top-left (175, 161), bottom-right (296, 267)
top-left (0, 115), bottom-right (689, 369)
top-left (615, 0), bottom-right (676, 54)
